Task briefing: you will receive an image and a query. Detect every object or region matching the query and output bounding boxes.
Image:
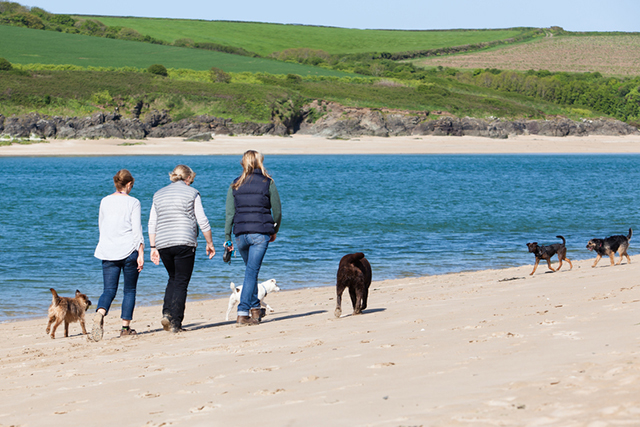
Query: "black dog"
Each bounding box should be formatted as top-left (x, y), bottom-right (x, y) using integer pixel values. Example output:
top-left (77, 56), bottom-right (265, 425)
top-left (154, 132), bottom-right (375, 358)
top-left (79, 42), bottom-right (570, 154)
top-left (526, 235), bottom-right (572, 276)
top-left (334, 253), bottom-right (372, 318)
top-left (586, 228), bottom-right (632, 267)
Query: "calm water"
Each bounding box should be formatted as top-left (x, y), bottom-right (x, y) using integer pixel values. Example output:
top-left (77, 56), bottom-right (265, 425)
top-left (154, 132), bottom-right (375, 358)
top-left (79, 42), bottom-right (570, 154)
top-left (1, 154), bottom-right (639, 322)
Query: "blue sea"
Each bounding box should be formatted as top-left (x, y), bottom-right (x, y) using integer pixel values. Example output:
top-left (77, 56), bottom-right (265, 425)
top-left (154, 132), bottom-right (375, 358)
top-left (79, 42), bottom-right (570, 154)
top-left (1, 154), bottom-right (639, 322)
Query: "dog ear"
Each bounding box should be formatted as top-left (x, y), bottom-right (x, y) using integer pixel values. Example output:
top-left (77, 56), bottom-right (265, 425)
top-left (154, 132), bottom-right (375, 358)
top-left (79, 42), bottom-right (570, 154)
top-left (75, 290), bottom-right (81, 296)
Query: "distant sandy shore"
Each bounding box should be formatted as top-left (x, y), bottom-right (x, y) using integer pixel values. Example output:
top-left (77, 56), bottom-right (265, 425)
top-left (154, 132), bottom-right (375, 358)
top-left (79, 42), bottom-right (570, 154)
top-left (2, 134), bottom-right (640, 156)
top-left (1, 257), bottom-right (639, 426)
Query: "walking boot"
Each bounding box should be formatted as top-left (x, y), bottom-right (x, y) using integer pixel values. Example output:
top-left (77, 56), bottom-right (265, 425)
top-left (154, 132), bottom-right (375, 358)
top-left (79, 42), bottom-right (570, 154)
top-left (237, 315), bottom-right (258, 326)
top-left (89, 312), bottom-right (104, 342)
top-left (161, 315), bottom-right (172, 332)
top-left (250, 308), bottom-right (264, 323)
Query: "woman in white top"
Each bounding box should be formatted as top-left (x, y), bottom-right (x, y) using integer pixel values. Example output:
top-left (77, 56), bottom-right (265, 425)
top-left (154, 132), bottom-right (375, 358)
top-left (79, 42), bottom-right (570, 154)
top-left (91, 169), bottom-right (144, 341)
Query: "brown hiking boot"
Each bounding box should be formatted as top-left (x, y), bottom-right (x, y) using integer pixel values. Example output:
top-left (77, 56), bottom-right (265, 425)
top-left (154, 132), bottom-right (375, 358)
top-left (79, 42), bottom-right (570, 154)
top-left (119, 328), bottom-right (137, 337)
top-left (250, 308), bottom-right (265, 323)
top-left (237, 315), bottom-right (258, 326)
top-left (160, 315), bottom-right (172, 332)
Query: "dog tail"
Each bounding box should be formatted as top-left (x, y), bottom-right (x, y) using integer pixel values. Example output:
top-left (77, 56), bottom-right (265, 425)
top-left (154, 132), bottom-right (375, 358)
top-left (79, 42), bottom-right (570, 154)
top-left (628, 228), bottom-right (633, 240)
top-left (50, 288), bottom-right (60, 306)
top-left (556, 235), bottom-right (566, 245)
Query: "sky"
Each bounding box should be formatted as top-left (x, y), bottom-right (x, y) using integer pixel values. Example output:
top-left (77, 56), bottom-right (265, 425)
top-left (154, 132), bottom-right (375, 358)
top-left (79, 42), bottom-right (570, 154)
top-left (24, 0), bottom-right (640, 32)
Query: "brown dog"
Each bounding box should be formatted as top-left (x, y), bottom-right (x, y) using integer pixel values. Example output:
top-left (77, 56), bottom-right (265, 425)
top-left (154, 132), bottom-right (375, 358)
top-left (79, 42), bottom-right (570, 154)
top-left (526, 235), bottom-right (572, 276)
top-left (335, 253), bottom-right (372, 318)
top-left (45, 288), bottom-right (92, 339)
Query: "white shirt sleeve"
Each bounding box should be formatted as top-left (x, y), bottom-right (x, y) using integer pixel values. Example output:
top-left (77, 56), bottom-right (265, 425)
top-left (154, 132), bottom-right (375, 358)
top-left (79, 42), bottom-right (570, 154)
top-left (148, 202), bottom-right (157, 235)
top-left (194, 194), bottom-right (211, 233)
top-left (131, 198), bottom-right (144, 248)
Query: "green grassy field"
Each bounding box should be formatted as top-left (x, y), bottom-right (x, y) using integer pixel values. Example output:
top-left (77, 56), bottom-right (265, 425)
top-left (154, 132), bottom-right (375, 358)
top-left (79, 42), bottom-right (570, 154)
top-left (84, 17), bottom-right (529, 56)
top-left (0, 66), bottom-right (586, 123)
top-left (0, 25), bottom-right (350, 75)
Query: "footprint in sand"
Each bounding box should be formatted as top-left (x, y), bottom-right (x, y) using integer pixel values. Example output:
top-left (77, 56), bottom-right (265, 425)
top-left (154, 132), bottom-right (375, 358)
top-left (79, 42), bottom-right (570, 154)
top-left (300, 375), bottom-right (320, 382)
top-left (255, 389), bottom-right (285, 395)
top-left (243, 366), bottom-right (280, 373)
top-left (553, 331), bottom-right (581, 340)
top-left (368, 362), bottom-right (396, 368)
top-left (189, 403), bottom-right (220, 413)
top-left (136, 392), bottom-right (161, 398)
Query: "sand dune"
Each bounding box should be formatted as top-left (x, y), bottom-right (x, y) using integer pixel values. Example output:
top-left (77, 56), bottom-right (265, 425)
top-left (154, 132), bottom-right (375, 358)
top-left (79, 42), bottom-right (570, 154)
top-left (1, 256), bottom-right (639, 426)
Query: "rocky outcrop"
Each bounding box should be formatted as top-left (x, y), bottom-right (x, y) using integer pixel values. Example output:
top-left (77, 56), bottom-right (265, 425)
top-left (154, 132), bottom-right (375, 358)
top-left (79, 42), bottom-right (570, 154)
top-left (297, 102), bottom-right (639, 139)
top-left (1, 105), bottom-right (637, 141)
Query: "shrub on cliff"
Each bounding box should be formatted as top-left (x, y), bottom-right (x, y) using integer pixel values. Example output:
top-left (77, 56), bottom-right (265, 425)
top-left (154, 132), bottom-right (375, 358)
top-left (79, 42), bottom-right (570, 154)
top-left (210, 67), bottom-right (231, 83)
top-left (0, 11), bottom-right (44, 29)
top-left (0, 57), bottom-right (12, 71)
top-left (147, 64), bottom-right (168, 77)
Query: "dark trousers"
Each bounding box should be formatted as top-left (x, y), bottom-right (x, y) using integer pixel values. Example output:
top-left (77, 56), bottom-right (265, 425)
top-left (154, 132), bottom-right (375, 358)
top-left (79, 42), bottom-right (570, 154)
top-left (158, 245), bottom-right (195, 327)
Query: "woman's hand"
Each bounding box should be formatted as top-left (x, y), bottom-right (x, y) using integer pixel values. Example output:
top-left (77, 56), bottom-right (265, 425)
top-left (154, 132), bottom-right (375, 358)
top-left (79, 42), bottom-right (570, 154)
top-left (206, 243), bottom-right (216, 259)
top-left (151, 248), bottom-right (160, 265)
top-left (269, 233), bottom-right (277, 243)
top-left (137, 252), bottom-right (144, 272)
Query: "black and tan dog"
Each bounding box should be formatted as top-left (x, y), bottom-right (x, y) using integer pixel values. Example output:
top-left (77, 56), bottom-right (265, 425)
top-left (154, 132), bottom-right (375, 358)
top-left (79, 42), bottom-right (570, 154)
top-left (586, 228), bottom-right (632, 267)
top-left (526, 235), bottom-right (572, 275)
top-left (45, 288), bottom-right (92, 339)
top-left (335, 253), bottom-right (372, 317)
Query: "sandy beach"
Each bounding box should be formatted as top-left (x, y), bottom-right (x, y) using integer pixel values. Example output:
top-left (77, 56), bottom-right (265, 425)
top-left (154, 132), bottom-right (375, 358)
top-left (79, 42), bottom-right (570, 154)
top-left (1, 133), bottom-right (640, 156)
top-left (2, 135), bottom-right (640, 426)
top-left (1, 256), bottom-right (639, 426)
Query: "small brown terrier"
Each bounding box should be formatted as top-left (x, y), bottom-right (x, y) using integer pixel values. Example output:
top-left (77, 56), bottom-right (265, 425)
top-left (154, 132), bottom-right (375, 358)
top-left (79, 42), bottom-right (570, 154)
top-left (45, 288), bottom-right (92, 339)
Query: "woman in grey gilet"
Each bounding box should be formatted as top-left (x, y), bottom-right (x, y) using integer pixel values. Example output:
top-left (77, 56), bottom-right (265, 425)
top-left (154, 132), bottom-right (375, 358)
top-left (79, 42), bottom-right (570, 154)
top-left (149, 165), bottom-right (215, 333)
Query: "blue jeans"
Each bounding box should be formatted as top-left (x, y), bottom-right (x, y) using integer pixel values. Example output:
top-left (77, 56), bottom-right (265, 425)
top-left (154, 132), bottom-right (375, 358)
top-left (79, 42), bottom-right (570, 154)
top-left (98, 250), bottom-right (139, 320)
top-left (235, 233), bottom-right (270, 316)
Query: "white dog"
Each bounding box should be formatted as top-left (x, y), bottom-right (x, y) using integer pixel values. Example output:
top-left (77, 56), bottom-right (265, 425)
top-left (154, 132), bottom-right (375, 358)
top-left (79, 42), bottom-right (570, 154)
top-left (225, 279), bottom-right (280, 321)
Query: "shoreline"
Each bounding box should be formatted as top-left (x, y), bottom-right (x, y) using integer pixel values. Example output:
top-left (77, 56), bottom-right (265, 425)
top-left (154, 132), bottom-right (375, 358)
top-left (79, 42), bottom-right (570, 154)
top-left (1, 134), bottom-right (640, 156)
top-left (2, 257), bottom-right (640, 425)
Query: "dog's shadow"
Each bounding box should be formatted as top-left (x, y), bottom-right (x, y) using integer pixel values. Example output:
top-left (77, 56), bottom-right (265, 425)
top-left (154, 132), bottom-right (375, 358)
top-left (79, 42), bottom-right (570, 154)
top-left (132, 308), bottom-right (394, 335)
top-left (337, 307), bottom-right (386, 318)
top-left (178, 309), bottom-right (329, 332)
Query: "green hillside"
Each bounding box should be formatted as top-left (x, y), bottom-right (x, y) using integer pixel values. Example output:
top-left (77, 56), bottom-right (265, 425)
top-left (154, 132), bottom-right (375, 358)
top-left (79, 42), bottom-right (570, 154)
top-left (86, 16), bottom-right (529, 56)
top-left (0, 25), bottom-right (350, 76)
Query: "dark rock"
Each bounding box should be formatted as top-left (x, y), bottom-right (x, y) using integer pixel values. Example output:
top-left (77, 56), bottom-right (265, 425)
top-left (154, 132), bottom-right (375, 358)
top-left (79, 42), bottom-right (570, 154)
top-left (184, 133), bottom-right (212, 141)
top-left (143, 110), bottom-right (172, 128)
top-left (0, 105), bottom-right (637, 141)
top-left (132, 101), bottom-right (144, 119)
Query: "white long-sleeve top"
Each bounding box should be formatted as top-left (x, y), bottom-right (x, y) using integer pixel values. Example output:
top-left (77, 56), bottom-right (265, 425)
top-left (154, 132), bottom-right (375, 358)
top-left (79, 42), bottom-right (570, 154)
top-left (94, 193), bottom-right (144, 261)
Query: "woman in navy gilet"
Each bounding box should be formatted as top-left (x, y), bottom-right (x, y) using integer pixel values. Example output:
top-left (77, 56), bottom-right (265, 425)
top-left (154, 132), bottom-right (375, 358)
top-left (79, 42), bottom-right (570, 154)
top-left (224, 150), bottom-right (282, 326)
